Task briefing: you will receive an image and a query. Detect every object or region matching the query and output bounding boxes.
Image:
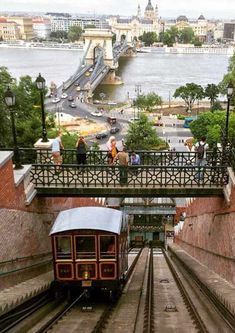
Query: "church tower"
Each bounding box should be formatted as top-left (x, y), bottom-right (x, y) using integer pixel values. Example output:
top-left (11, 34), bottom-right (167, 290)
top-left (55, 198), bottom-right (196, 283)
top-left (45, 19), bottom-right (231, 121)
top-left (144, 0), bottom-right (155, 21)
top-left (137, 4), bottom-right (141, 19)
top-left (155, 4), bottom-right (159, 19)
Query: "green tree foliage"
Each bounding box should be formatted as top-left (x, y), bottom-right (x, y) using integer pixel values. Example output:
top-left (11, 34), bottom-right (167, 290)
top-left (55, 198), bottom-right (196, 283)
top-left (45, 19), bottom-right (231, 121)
top-left (173, 83), bottom-right (204, 112)
top-left (220, 52), bottom-right (235, 105)
top-left (139, 32), bottom-right (158, 46)
top-left (125, 114), bottom-right (164, 150)
top-left (204, 83), bottom-right (220, 108)
top-left (193, 37), bottom-right (202, 47)
top-left (112, 33), bottom-right (116, 45)
top-left (178, 27), bottom-right (195, 44)
top-left (50, 30), bottom-right (68, 40)
top-left (0, 67), bottom-right (14, 147)
top-left (68, 25), bottom-right (83, 42)
top-left (159, 27), bottom-right (178, 47)
top-left (190, 111), bottom-right (235, 146)
top-left (135, 92), bottom-right (162, 112)
top-left (0, 68), bottom-right (54, 148)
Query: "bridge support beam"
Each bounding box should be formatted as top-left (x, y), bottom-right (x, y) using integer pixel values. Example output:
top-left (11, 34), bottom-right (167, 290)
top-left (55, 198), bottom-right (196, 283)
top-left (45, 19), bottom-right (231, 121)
top-left (101, 70), bottom-right (123, 85)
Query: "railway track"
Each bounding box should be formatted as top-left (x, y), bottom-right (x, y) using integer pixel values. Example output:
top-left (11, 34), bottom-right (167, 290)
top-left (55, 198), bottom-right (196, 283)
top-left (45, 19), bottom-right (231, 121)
top-left (2, 247), bottom-right (234, 333)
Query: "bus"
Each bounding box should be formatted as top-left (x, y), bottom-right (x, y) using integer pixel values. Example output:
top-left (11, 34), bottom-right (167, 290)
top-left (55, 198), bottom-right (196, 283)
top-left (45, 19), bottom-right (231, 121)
top-left (183, 117), bottom-right (196, 128)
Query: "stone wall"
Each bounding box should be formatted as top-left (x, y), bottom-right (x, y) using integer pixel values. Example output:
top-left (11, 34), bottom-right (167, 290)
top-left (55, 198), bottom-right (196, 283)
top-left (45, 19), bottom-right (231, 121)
top-left (175, 189), bottom-right (235, 285)
top-left (0, 152), bottom-right (105, 288)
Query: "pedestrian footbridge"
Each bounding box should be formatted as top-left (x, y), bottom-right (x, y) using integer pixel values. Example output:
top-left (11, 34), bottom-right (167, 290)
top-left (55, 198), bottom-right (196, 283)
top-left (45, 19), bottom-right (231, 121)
top-left (16, 148), bottom-right (230, 198)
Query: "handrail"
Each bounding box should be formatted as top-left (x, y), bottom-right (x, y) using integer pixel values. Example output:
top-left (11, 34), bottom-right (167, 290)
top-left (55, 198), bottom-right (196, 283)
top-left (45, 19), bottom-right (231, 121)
top-left (0, 252), bottom-right (52, 265)
top-left (0, 259), bottom-right (52, 277)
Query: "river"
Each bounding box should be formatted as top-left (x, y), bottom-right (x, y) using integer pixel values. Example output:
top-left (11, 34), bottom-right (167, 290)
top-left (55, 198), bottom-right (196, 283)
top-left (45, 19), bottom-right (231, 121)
top-left (0, 47), bottom-right (230, 101)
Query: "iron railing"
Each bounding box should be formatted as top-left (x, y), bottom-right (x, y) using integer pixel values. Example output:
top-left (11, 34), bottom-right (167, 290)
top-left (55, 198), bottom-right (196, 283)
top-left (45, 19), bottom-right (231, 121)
top-left (4, 148), bottom-right (226, 167)
top-left (30, 164), bottom-right (227, 189)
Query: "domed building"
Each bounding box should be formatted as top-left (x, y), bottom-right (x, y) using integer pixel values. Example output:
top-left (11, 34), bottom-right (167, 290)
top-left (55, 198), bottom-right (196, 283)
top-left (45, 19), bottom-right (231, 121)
top-left (144, 0), bottom-right (156, 21)
top-left (175, 15), bottom-right (190, 30)
top-left (108, 1), bottom-right (161, 43)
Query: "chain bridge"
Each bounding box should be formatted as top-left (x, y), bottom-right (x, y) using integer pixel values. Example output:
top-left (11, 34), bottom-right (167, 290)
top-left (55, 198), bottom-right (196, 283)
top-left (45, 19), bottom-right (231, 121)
top-left (60, 29), bottom-right (135, 98)
top-left (11, 148), bottom-right (233, 198)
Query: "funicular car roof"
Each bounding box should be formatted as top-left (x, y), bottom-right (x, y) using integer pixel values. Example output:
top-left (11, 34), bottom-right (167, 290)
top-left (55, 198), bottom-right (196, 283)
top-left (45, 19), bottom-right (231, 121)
top-left (50, 207), bottom-right (124, 235)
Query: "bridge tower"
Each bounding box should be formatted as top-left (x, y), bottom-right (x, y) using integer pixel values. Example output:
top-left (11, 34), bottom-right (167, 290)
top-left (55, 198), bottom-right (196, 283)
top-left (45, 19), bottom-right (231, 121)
top-left (83, 29), bottom-right (115, 68)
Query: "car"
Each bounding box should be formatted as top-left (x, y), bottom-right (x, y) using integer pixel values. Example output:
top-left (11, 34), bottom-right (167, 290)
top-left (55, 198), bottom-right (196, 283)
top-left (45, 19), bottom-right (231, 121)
top-left (52, 97), bottom-right (61, 104)
top-left (110, 127), bottom-right (120, 134)
top-left (128, 118), bottom-right (140, 123)
top-left (61, 93), bottom-right (68, 99)
top-left (96, 133), bottom-right (108, 139)
top-left (153, 121), bottom-right (163, 126)
top-left (85, 71), bottom-right (90, 77)
top-left (69, 102), bottom-right (76, 108)
top-left (91, 111), bottom-right (102, 117)
top-left (68, 96), bottom-right (74, 101)
top-left (75, 82), bottom-right (80, 86)
top-left (76, 86), bottom-right (81, 92)
top-left (89, 68), bottom-right (94, 72)
top-left (107, 117), bottom-right (116, 124)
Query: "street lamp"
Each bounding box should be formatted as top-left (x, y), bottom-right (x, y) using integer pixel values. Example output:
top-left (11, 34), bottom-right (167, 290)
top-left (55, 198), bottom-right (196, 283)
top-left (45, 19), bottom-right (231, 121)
top-left (135, 84), bottom-right (141, 118)
top-left (4, 87), bottom-right (23, 169)
top-left (224, 82), bottom-right (234, 147)
top-left (35, 73), bottom-right (48, 142)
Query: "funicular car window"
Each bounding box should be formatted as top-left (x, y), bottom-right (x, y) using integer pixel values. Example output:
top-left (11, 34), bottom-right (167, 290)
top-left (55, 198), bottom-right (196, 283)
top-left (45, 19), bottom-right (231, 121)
top-left (75, 236), bottom-right (96, 259)
top-left (55, 236), bottom-right (72, 260)
top-left (99, 235), bottom-right (116, 259)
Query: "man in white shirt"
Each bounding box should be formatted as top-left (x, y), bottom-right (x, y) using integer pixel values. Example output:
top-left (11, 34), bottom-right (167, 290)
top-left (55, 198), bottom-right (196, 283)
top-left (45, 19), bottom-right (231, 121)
top-left (52, 131), bottom-right (64, 166)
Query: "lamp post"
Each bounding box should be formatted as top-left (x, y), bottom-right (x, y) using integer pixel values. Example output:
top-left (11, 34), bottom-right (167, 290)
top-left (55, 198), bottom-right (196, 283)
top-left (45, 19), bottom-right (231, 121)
top-left (4, 87), bottom-right (23, 169)
top-left (224, 82), bottom-right (234, 148)
top-left (135, 84), bottom-right (141, 118)
top-left (35, 73), bottom-right (48, 142)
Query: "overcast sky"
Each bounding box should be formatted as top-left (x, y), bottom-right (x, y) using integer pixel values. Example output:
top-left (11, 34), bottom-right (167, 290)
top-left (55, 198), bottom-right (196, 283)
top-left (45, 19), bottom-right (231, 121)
top-left (1, 0), bottom-right (235, 19)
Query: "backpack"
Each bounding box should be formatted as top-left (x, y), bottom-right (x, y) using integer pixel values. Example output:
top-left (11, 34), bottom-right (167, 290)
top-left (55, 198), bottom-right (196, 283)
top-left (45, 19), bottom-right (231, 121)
top-left (196, 143), bottom-right (205, 159)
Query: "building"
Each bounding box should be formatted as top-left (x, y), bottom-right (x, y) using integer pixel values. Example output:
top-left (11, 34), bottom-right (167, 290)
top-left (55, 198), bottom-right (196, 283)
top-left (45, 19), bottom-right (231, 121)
top-left (50, 16), bottom-right (109, 32)
top-left (223, 23), bottom-right (235, 41)
top-left (0, 18), bottom-right (20, 40)
top-left (9, 16), bottom-right (34, 40)
top-left (108, 0), bottom-right (161, 42)
top-left (32, 18), bottom-right (51, 39)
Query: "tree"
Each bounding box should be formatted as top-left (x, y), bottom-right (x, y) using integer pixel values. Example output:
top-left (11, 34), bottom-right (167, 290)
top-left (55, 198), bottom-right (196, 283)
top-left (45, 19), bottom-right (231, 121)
top-left (0, 68), bottom-right (54, 148)
top-left (220, 52), bottom-right (235, 105)
top-left (190, 111), bottom-right (235, 146)
top-left (173, 83), bottom-right (204, 112)
top-left (178, 27), bottom-right (195, 44)
top-left (139, 32), bottom-right (158, 46)
top-left (68, 25), bottom-right (83, 42)
top-left (204, 84), bottom-right (220, 108)
top-left (50, 31), bottom-right (68, 40)
top-left (125, 114), bottom-right (164, 150)
top-left (159, 26), bottom-right (178, 47)
top-left (135, 92), bottom-right (162, 113)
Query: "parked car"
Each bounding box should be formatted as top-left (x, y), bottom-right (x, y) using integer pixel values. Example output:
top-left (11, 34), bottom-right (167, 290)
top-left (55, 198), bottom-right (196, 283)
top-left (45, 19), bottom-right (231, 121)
top-left (75, 82), bottom-right (80, 86)
top-left (61, 93), bottom-right (68, 99)
top-left (91, 111), bottom-right (102, 117)
top-left (68, 96), bottom-right (74, 101)
top-left (52, 98), bottom-right (61, 104)
top-left (76, 86), bottom-right (81, 92)
top-left (96, 133), bottom-right (108, 139)
top-left (128, 118), bottom-right (140, 123)
top-left (110, 127), bottom-right (120, 134)
top-left (85, 71), bottom-right (90, 77)
top-left (69, 102), bottom-right (76, 108)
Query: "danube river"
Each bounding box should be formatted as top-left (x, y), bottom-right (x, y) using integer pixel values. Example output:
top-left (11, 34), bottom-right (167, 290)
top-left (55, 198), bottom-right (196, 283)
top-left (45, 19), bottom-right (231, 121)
top-left (0, 47), bottom-right (230, 101)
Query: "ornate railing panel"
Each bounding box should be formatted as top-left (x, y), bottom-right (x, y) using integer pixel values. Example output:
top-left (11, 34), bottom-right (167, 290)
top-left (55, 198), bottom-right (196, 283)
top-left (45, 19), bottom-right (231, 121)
top-left (13, 148), bottom-right (225, 167)
top-left (30, 164), bottom-right (226, 190)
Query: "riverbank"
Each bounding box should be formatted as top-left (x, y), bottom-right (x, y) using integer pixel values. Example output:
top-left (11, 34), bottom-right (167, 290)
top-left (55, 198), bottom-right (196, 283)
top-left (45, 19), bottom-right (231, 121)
top-left (0, 41), bottom-right (84, 51)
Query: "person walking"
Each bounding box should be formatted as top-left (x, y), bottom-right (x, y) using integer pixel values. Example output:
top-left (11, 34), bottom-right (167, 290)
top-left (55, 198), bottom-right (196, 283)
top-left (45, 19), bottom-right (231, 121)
top-left (130, 151), bottom-right (140, 175)
top-left (51, 131), bottom-right (64, 170)
top-left (107, 136), bottom-right (118, 165)
top-left (194, 136), bottom-right (208, 181)
top-left (76, 136), bottom-right (88, 165)
top-left (113, 147), bottom-right (129, 185)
